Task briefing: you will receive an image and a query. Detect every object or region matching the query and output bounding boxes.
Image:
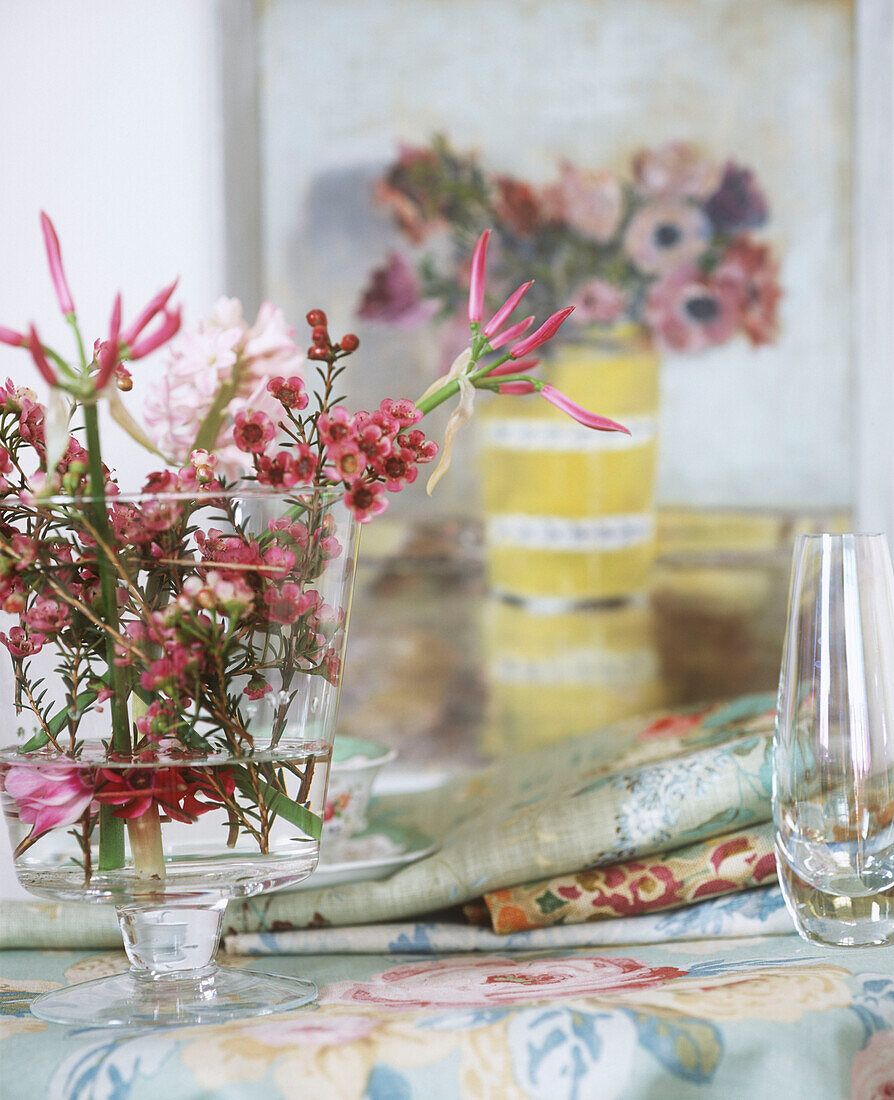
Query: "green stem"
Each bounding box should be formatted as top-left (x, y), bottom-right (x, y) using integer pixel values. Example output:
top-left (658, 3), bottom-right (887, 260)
top-left (83, 402), bottom-right (130, 870)
top-left (98, 805), bottom-right (125, 871)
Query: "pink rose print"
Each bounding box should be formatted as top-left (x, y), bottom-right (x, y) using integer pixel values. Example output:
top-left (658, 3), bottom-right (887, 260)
top-left (237, 1014), bottom-right (379, 1048)
top-left (850, 1031), bottom-right (894, 1100)
top-left (320, 955), bottom-right (685, 1010)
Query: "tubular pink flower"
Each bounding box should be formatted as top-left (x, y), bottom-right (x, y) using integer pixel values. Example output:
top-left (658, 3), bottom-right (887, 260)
top-left (119, 278), bottom-right (179, 347)
top-left (129, 307), bottom-right (181, 360)
top-left (483, 281), bottom-right (534, 339)
top-left (510, 306), bottom-right (575, 358)
top-left (95, 293), bottom-right (122, 390)
top-left (488, 315), bottom-right (534, 351)
top-left (539, 383), bottom-right (630, 433)
top-left (0, 326), bottom-right (25, 347)
top-left (487, 357), bottom-right (540, 378)
top-left (26, 325), bottom-right (57, 386)
top-left (40, 212), bottom-right (75, 315)
top-left (498, 380), bottom-right (537, 394)
top-left (467, 229), bottom-right (491, 324)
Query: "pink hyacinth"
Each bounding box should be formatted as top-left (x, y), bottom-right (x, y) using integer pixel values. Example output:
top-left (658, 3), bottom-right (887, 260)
top-left (4, 761), bottom-right (94, 837)
top-left (539, 384), bottom-right (630, 433)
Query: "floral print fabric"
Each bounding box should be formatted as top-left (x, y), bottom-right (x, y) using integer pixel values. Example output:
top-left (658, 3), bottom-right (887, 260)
top-left (1, 935), bottom-right (892, 1099)
top-left (484, 823), bottom-right (777, 933)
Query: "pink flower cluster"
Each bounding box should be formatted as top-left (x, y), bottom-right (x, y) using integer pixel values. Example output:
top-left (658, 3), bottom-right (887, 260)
top-left (363, 138), bottom-right (781, 358)
top-left (318, 399), bottom-right (437, 522)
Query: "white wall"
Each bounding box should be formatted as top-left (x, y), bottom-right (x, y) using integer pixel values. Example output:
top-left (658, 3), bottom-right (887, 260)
top-left (0, 0), bottom-right (227, 898)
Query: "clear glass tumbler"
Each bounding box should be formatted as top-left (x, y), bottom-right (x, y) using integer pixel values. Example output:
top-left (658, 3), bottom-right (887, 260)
top-left (773, 533), bottom-right (894, 946)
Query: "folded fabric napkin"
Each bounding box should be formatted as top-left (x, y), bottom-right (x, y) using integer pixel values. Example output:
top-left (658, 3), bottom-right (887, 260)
top-left (223, 884), bottom-right (792, 954)
top-left (0, 692), bottom-right (777, 949)
top-left (482, 821), bottom-right (777, 933)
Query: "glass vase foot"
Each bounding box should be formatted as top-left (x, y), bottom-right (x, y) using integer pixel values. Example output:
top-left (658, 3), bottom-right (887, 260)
top-left (30, 966), bottom-right (317, 1027)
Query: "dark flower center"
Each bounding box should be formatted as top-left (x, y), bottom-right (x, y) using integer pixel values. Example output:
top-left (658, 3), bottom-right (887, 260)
top-left (654, 223), bottom-right (682, 248)
top-left (685, 295), bottom-right (720, 323)
top-left (241, 424), bottom-right (263, 444)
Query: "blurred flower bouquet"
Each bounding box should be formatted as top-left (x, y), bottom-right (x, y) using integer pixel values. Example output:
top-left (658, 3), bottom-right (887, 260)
top-left (0, 218), bottom-right (623, 894)
top-left (359, 136), bottom-right (781, 356)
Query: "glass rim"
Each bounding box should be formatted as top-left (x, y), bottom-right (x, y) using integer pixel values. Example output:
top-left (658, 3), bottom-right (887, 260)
top-left (794, 531), bottom-right (887, 541)
top-left (7, 484), bottom-right (349, 509)
top-left (0, 740), bottom-right (334, 767)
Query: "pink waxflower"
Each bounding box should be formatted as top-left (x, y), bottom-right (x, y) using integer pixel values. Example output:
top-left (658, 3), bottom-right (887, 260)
top-left (344, 477), bottom-right (389, 523)
top-left (22, 596), bottom-right (70, 634)
top-left (397, 428), bottom-right (438, 464)
top-left (243, 676), bottom-right (272, 701)
top-left (233, 410), bottom-right (276, 454)
top-left (379, 445), bottom-right (418, 492)
top-left (378, 398), bottom-right (422, 428)
top-left (353, 414), bottom-right (394, 469)
top-left (317, 407), bottom-right (355, 454)
top-left (482, 281), bottom-right (534, 341)
top-left (261, 544), bottom-right (297, 577)
top-left (256, 450), bottom-right (304, 488)
top-left (539, 385), bottom-right (630, 434)
top-left (93, 765), bottom-right (233, 823)
top-left (325, 445), bottom-right (366, 481)
top-left (509, 307), bottom-right (575, 359)
top-left (40, 212), bottom-right (75, 315)
top-left (3, 761), bottom-right (94, 838)
top-left (263, 582), bottom-right (316, 625)
top-left (0, 626), bottom-right (46, 657)
top-left (467, 229), bottom-right (490, 324)
top-left (266, 375), bottom-right (308, 410)
top-left (18, 397), bottom-right (46, 452)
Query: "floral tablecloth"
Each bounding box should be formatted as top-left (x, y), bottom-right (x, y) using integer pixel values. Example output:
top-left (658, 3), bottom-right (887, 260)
top-left (2, 933), bottom-right (893, 1099)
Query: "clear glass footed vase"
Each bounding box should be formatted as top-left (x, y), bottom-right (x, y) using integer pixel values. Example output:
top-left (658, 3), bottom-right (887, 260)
top-left (773, 533), bottom-right (894, 947)
top-left (0, 486), bottom-right (359, 1025)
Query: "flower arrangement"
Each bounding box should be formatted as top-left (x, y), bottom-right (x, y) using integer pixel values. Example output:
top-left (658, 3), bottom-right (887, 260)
top-left (0, 217), bottom-right (625, 884)
top-left (358, 136), bottom-right (781, 356)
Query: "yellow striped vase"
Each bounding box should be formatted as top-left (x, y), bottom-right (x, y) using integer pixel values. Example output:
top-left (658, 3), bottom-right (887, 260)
top-left (479, 326), bottom-right (660, 604)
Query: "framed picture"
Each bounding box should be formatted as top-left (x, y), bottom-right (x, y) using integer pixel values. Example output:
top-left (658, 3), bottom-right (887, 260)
top-left (207, 0), bottom-right (894, 771)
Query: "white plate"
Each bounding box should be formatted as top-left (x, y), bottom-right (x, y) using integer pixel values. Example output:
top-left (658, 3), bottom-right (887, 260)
top-left (293, 821), bottom-right (438, 891)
